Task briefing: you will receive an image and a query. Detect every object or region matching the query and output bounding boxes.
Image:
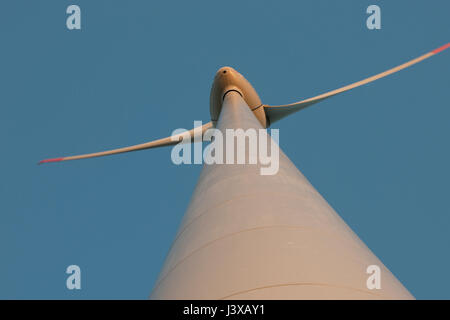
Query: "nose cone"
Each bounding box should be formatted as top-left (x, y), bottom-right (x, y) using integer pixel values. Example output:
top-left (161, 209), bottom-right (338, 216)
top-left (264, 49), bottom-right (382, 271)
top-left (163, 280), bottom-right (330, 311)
top-left (210, 65), bottom-right (263, 126)
top-left (216, 66), bottom-right (237, 78)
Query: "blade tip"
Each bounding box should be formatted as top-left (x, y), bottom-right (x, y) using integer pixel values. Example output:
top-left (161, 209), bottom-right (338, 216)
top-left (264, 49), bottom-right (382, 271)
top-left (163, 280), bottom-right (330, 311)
top-left (432, 43), bottom-right (450, 54)
top-left (38, 157), bottom-right (64, 165)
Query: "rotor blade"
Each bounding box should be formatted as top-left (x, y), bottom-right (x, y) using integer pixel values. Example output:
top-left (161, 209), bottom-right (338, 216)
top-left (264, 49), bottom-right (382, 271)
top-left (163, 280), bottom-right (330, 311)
top-left (39, 121), bottom-right (214, 164)
top-left (264, 43), bottom-right (450, 125)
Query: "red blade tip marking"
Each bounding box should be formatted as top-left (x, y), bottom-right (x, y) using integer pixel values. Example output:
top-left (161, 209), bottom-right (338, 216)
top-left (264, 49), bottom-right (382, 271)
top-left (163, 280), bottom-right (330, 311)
top-left (38, 157), bottom-right (64, 164)
top-left (432, 43), bottom-right (450, 54)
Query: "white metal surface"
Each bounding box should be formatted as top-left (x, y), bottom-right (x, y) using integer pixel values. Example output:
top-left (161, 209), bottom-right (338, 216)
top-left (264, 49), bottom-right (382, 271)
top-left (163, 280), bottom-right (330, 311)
top-left (150, 91), bottom-right (413, 299)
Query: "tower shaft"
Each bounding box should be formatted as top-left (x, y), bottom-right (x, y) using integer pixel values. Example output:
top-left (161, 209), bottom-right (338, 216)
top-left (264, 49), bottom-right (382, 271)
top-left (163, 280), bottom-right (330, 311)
top-left (150, 91), bottom-right (413, 299)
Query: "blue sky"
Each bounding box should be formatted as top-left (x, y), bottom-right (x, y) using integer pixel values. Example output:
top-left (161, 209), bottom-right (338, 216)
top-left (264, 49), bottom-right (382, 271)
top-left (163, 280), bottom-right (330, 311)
top-left (1, 0), bottom-right (449, 299)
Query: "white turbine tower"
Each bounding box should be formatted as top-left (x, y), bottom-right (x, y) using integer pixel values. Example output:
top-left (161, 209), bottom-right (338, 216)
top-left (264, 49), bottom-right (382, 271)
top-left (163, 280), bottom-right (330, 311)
top-left (40, 44), bottom-right (449, 299)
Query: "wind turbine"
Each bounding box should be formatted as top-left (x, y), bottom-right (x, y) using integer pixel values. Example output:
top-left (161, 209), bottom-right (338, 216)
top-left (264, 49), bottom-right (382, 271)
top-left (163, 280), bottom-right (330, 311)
top-left (40, 43), bottom-right (449, 299)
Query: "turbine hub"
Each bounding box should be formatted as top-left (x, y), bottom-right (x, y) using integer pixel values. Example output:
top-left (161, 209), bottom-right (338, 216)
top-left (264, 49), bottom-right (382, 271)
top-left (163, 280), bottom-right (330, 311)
top-left (210, 67), bottom-right (266, 128)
